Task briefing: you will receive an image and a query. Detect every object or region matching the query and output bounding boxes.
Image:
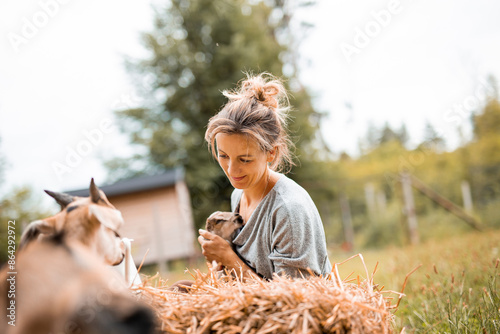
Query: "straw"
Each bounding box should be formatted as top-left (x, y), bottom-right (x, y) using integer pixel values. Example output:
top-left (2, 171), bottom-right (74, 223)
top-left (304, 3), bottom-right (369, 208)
top-left (133, 255), bottom-right (408, 334)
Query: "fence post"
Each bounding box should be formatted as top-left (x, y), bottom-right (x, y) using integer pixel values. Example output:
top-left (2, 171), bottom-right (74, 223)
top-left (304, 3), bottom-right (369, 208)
top-left (377, 190), bottom-right (387, 212)
top-left (410, 175), bottom-right (481, 230)
top-left (401, 173), bottom-right (419, 245)
top-left (364, 182), bottom-right (376, 216)
top-left (461, 180), bottom-right (474, 213)
top-left (339, 192), bottom-right (354, 251)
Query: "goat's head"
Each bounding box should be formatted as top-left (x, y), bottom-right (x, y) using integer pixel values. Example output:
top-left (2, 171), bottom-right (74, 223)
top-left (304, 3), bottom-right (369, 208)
top-left (206, 211), bottom-right (244, 243)
top-left (19, 178), bottom-right (125, 266)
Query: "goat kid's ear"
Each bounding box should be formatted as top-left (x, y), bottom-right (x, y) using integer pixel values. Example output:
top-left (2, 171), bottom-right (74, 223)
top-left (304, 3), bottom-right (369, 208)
top-left (19, 219), bottom-right (56, 250)
top-left (44, 190), bottom-right (75, 210)
top-left (88, 204), bottom-right (124, 231)
top-left (89, 178), bottom-right (102, 203)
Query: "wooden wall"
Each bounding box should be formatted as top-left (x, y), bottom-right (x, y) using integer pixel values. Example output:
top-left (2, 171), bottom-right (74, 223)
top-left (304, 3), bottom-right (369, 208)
top-left (108, 181), bottom-right (197, 266)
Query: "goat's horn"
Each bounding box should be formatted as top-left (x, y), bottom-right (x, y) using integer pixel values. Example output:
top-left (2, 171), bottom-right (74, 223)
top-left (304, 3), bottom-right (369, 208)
top-left (44, 190), bottom-right (75, 209)
top-left (89, 178), bottom-right (101, 203)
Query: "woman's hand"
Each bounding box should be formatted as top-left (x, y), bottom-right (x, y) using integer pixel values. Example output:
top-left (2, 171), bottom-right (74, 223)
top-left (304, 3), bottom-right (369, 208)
top-left (198, 229), bottom-right (256, 280)
top-left (197, 229), bottom-right (234, 266)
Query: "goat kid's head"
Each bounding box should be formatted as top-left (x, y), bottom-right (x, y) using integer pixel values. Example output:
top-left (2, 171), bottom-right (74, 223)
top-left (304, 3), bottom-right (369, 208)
top-left (20, 178), bottom-right (125, 266)
top-left (206, 211), bottom-right (244, 243)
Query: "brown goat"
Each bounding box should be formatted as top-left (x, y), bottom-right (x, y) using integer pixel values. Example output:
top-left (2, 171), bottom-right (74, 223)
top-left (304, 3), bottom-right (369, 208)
top-left (205, 211), bottom-right (244, 244)
top-left (19, 178), bottom-right (125, 266)
top-left (0, 234), bottom-right (156, 334)
top-left (205, 211), bottom-right (244, 272)
top-left (0, 179), bottom-right (157, 333)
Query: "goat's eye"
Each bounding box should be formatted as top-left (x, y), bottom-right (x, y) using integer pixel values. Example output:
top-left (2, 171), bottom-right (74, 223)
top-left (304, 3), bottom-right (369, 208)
top-left (66, 205), bottom-right (79, 213)
top-left (216, 219), bottom-right (223, 224)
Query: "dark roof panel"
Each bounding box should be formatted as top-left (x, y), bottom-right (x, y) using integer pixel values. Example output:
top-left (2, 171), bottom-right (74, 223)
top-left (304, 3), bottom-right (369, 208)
top-left (66, 168), bottom-right (184, 197)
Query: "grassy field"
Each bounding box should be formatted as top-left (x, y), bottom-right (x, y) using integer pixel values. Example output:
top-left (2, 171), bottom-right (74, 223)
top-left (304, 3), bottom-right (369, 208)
top-left (149, 230), bottom-right (500, 333)
top-left (332, 230), bottom-right (500, 333)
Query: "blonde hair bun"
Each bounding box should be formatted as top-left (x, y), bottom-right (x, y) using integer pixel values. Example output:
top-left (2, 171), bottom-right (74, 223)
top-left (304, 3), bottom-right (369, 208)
top-left (224, 72), bottom-right (287, 111)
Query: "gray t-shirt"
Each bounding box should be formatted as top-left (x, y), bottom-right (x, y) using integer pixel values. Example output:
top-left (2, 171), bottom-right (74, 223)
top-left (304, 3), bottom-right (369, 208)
top-left (231, 174), bottom-right (332, 279)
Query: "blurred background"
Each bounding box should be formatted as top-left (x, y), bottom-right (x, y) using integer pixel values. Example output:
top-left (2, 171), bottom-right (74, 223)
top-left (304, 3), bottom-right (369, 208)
top-left (1, 0), bottom-right (500, 263)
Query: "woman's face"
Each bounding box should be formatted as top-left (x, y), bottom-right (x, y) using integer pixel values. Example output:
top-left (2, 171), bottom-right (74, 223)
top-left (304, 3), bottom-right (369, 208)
top-left (215, 133), bottom-right (273, 190)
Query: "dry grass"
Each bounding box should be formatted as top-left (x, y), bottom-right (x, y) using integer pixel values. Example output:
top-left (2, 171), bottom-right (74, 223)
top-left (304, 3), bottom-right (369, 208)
top-left (134, 255), bottom-right (413, 334)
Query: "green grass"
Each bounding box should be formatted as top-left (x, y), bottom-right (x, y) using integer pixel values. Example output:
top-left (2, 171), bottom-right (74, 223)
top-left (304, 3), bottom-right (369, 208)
top-left (139, 255), bottom-right (211, 287)
top-left (331, 230), bottom-right (500, 333)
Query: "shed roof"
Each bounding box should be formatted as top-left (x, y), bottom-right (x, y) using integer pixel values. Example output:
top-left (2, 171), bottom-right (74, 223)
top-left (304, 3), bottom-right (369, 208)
top-left (66, 167), bottom-right (185, 197)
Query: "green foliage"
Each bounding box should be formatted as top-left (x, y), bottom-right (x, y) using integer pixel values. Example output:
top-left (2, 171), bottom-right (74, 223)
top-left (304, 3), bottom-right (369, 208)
top-left (467, 99), bottom-right (500, 206)
top-left (421, 120), bottom-right (445, 152)
top-left (327, 96), bottom-right (500, 249)
top-left (360, 122), bottom-right (410, 152)
top-left (0, 186), bottom-right (55, 264)
top-left (109, 0), bottom-right (329, 228)
top-left (354, 201), bottom-right (405, 248)
top-left (473, 99), bottom-right (500, 140)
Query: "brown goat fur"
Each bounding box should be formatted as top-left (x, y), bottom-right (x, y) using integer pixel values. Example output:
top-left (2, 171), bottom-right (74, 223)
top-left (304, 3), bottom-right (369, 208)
top-left (19, 178), bottom-right (125, 266)
top-left (0, 179), bottom-right (157, 333)
top-left (205, 211), bottom-right (244, 244)
top-left (0, 235), bottom-right (157, 334)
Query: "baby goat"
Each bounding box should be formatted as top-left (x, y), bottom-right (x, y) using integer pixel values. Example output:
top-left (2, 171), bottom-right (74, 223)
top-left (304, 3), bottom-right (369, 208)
top-left (205, 211), bottom-right (244, 244)
top-left (205, 211), bottom-right (244, 271)
top-left (19, 178), bottom-right (125, 266)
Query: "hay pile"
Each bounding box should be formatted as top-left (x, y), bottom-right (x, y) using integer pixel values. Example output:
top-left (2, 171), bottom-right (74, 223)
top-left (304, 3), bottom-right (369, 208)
top-left (135, 256), bottom-right (410, 334)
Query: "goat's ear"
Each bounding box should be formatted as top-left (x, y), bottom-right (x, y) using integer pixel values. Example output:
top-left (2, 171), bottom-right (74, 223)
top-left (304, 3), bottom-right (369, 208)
top-left (19, 220), bottom-right (56, 250)
top-left (205, 218), bottom-right (214, 231)
top-left (88, 204), bottom-right (124, 231)
top-left (44, 190), bottom-right (75, 210)
top-left (89, 178), bottom-right (101, 203)
top-left (234, 214), bottom-right (244, 225)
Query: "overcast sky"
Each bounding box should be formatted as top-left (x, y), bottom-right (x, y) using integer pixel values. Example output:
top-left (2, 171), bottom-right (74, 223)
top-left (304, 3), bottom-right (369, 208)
top-left (1, 0), bottom-right (499, 200)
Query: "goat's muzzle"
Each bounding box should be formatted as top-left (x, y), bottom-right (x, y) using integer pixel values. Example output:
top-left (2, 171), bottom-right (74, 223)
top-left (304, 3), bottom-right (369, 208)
top-left (111, 239), bottom-right (126, 266)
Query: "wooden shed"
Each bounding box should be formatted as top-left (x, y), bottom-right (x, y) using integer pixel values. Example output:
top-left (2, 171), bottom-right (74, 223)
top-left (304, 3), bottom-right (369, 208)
top-left (67, 168), bottom-right (197, 272)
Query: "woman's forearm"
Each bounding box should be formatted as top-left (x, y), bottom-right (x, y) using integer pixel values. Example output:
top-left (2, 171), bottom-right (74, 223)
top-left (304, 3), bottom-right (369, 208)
top-left (223, 251), bottom-right (256, 280)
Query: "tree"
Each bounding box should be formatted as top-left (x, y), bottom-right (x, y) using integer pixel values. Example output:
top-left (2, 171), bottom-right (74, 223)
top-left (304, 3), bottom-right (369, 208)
top-left (397, 124), bottom-right (409, 148)
top-left (108, 0), bottom-right (326, 228)
top-left (362, 122), bottom-right (409, 148)
top-left (378, 122), bottom-right (398, 145)
top-left (420, 120), bottom-right (445, 152)
top-left (468, 98), bottom-right (500, 205)
top-left (0, 137), bottom-right (54, 264)
top-left (360, 121), bottom-right (379, 152)
top-left (473, 99), bottom-right (500, 140)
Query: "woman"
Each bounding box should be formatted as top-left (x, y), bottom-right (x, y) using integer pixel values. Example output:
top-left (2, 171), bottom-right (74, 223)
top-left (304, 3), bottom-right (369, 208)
top-left (198, 73), bottom-right (332, 280)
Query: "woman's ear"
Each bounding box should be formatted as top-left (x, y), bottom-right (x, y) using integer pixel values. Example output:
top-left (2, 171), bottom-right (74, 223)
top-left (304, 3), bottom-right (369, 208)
top-left (267, 148), bottom-right (277, 162)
